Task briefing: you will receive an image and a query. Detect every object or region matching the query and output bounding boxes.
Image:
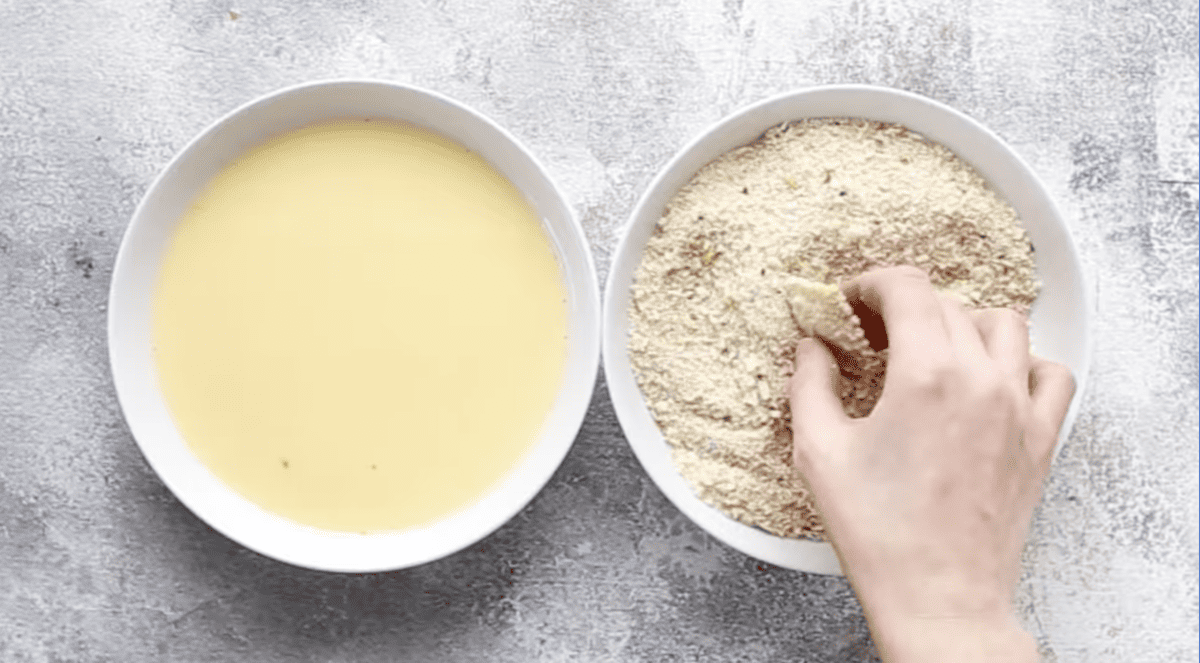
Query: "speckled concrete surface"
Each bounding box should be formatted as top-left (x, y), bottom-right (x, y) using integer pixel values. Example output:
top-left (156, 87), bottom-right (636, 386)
top-left (1, 1), bottom-right (1196, 661)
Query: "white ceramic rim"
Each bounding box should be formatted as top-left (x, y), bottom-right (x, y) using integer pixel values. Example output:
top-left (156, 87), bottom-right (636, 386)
top-left (108, 79), bottom-right (600, 573)
top-left (603, 84), bottom-right (1093, 575)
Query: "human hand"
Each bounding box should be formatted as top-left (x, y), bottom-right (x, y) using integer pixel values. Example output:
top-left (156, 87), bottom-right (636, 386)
top-left (789, 266), bottom-right (1075, 662)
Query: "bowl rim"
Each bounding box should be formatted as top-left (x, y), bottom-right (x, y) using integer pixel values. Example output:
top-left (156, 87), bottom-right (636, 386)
top-left (602, 83), bottom-right (1093, 575)
top-left (107, 78), bottom-right (601, 573)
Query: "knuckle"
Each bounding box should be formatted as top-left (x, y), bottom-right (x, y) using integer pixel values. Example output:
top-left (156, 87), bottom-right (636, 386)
top-left (878, 266), bottom-right (933, 298)
top-left (1034, 360), bottom-right (1076, 394)
top-left (791, 434), bottom-right (823, 474)
top-left (1050, 363), bottom-right (1076, 390)
top-left (892, 265), bottom-right (930, 281)
top-left (979, 375), bottom-right (1020, 411)
top-left (993, 307), bottom-right (1029, 331)
top-left (902, 360), bottom-right (958, 398)
top-left (858, 265), bottom-right (930, 295)
top-left (791, 421), bottom-right (851, 473)
top-left (791, 438), bottom-right (815, 470)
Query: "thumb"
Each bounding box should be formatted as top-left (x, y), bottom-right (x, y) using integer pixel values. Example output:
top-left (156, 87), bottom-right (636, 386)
top-left (790, 337), bottom-right (851, 473)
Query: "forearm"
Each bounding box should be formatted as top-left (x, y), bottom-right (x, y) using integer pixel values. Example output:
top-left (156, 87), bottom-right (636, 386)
top-left (866, 610), bottom-right (1040, 663)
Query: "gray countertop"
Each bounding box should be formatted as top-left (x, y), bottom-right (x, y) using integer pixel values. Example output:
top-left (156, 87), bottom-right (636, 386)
top-left (1, 1), bottom-right (1196, 661)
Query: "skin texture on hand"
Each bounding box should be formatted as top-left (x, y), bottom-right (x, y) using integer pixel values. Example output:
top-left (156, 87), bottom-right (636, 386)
top-left (789, 266), bottom-right (1076, 663)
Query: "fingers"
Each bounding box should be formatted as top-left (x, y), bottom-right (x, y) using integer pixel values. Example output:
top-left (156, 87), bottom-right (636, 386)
top-left (1026, 357), bottom-right (1076, 475)
top-left (790, 338), bottom-right (851, 472)
top-left (937, 294), bottom-right (990, 367)
top-left (842, 267), bottom-right (949, 368)
top-left (970, 308), bottom-right (1032, 381)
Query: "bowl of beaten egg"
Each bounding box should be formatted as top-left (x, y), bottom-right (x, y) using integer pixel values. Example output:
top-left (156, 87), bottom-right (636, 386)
top-left (109, 80), bottom-right (600, 572)
top-left (603, 85), bottom-right (1091, 575)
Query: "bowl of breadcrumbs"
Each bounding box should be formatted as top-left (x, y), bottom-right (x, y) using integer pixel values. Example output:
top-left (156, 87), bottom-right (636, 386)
top-left (603, 85), bottom-right (1090, 575)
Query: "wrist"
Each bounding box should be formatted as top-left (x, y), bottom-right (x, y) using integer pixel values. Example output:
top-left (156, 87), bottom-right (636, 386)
top-left (867, 611), bottom-right (1039, 663)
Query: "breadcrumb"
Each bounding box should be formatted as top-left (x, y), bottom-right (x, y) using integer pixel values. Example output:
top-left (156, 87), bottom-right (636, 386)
top-left (628, 118), bottom-right (1039, 539)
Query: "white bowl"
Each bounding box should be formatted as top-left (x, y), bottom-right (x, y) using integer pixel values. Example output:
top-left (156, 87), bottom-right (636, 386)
top-left (108, 80), bottom-right (600, 573)
top-left (603, 85), bottom-right (1091, 575)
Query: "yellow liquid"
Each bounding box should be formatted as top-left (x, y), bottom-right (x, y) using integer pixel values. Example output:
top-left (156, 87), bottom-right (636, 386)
top-left (152, 120), bottom-right (568, 533)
